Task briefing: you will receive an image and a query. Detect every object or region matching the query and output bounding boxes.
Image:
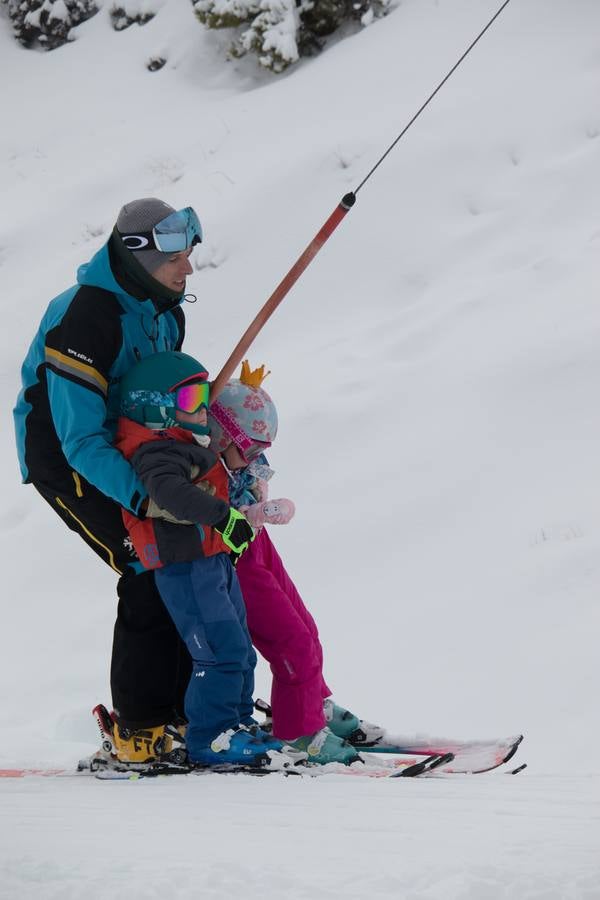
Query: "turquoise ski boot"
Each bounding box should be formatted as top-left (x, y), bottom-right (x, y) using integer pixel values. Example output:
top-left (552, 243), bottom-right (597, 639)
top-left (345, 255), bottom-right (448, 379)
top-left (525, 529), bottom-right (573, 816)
top-left (323, 698), bottom-right (361, 739)
top-left (287, 727), bottom-right (361, 765)
top-left (324, 698), bottom-right (386, 746)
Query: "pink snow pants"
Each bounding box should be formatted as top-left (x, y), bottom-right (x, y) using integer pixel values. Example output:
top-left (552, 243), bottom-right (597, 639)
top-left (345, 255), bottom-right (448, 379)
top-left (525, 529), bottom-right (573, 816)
top-left (235, 528), bottom-right (331, 741)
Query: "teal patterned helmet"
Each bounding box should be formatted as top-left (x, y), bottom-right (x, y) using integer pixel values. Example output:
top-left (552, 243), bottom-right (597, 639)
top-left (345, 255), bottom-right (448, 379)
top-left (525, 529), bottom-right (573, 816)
top-left (120, 351), bottom-right (210, 436)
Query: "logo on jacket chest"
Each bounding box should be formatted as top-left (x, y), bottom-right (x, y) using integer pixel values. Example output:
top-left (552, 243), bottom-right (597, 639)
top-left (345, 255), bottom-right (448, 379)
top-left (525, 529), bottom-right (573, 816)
top-left (67, 347), bottom-right (93, 365)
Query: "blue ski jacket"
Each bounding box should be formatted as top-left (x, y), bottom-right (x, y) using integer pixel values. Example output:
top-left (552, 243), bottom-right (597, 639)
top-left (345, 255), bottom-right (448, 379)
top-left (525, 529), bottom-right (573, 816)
top-left (14, 239), bottom-right (185, 514)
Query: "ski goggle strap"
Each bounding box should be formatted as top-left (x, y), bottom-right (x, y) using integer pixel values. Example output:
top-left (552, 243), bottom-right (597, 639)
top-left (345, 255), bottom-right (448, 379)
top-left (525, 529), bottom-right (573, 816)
top-left (173, 381), bottom-right (210, 414)
top-left (119, 207), bottom-right (203, 253)
top-left (210, 401), bottom-right (255, 455)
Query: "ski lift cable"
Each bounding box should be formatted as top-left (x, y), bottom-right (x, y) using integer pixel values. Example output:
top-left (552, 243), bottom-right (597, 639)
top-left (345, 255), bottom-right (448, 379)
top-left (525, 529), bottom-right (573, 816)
top-left (211, 0), bottom-right (513, 399)
top-left (354, 0), bottom-right (512, 196)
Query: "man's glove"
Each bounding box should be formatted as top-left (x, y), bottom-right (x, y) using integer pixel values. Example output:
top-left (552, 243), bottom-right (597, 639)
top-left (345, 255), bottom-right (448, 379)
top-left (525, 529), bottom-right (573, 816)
top-left (214, 508), bottom-right (255, 554)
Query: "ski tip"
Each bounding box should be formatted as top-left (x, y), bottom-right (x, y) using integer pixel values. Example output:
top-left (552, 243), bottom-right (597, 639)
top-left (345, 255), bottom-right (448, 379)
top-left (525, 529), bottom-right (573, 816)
top-left (501, 736), bottom-right (524, 766)
top-left (508, 762), bottom-right (528, 775)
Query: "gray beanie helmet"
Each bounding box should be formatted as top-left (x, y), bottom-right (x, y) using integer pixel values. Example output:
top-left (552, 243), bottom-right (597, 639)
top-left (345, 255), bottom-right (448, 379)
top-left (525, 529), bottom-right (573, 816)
top-left (116, 198), bottom-right (176, 274)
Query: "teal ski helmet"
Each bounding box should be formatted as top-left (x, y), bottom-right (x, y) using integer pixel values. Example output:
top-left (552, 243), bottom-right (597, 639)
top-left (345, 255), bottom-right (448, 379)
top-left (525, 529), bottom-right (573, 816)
top-left (120, 351), bottom-right (210, 436)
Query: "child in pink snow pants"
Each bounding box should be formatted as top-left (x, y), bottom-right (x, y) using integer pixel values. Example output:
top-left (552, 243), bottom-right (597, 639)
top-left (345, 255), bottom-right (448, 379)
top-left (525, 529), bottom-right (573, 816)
top-left (235, 528), bottom-right (330, 741)
top-left (208, 363), bottom-right (383, 765)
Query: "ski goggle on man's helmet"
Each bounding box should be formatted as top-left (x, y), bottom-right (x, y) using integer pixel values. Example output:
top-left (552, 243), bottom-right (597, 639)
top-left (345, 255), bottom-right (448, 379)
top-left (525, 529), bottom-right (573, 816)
top-left (120, 207), bottom-right (203, 253)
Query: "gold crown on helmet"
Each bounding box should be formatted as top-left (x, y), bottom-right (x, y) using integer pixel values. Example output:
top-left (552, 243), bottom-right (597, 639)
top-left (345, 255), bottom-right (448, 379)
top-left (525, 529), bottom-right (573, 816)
top-left (240, 359), bottom-right (270, 389)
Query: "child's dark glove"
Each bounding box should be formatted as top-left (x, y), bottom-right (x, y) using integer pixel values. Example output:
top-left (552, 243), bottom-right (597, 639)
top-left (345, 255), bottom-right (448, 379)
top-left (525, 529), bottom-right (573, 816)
top-left (214, 508), bottom-right (255, 554)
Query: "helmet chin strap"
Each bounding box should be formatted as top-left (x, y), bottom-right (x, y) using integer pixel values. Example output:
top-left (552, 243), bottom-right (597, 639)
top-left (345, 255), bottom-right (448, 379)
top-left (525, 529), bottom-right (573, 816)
top-left (182, 421), bottom-right (211, 438)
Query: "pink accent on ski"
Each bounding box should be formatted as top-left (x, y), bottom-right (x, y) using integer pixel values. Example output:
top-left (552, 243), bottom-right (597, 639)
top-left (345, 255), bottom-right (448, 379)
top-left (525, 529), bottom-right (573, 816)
top-left (0, 768), bottom-right (69, 777)
top-left (361, 735), bottom-right (524, 774)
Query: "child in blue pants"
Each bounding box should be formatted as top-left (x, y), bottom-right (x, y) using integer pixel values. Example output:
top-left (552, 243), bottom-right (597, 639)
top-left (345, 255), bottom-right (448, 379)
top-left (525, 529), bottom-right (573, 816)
top-left (114, 350), bottom-right (289, 769)
top-left (155, 556), bottom-right (254, 758)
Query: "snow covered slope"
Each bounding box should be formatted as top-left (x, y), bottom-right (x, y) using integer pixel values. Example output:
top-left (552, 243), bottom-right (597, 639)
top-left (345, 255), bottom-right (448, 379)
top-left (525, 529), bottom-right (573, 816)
top-left (1, 0), bottom-right (599, 896)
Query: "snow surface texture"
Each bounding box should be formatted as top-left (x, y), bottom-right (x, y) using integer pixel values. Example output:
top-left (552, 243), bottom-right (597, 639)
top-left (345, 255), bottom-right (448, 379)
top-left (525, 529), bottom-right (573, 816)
top-left (1, 0), bottom-right (600, 897)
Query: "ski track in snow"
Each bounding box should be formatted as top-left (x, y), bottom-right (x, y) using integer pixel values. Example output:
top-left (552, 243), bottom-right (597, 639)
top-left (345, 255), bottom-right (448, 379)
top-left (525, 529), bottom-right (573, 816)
top-left (1, 774), bottom-right (599, 900)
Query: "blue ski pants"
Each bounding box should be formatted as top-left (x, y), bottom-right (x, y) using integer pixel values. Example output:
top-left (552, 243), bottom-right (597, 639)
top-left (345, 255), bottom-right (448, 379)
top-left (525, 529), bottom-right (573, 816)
top-left (155, 554), bottom-right (257, 759)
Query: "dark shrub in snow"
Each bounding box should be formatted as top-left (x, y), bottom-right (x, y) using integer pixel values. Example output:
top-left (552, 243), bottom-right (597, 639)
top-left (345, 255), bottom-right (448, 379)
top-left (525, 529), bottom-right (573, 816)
top-left (192, 0), bottom-right (390, 73)
top-left (2, 0), bottom-right (98, 50)
top-left (109, 0), bottom-right (155, 31)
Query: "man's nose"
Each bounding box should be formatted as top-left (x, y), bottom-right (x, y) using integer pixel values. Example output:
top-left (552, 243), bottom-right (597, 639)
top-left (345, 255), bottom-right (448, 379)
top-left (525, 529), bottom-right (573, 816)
top-left (182, 257), bottom-right (193, 275)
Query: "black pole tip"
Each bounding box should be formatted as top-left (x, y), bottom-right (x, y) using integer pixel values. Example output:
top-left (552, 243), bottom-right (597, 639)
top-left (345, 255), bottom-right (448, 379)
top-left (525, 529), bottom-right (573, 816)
top-left (341, 192), bottom-right (356, 209)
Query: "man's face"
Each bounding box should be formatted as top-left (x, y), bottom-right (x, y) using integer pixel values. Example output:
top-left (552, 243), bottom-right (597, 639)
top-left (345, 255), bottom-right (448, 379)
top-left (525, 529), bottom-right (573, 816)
top-left (152, 248), bottom-right (194, 293)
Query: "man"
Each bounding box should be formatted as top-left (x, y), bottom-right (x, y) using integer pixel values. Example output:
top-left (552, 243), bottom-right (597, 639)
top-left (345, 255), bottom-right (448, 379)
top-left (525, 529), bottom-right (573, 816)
top-left (14, 198), bottom-right (201, 762)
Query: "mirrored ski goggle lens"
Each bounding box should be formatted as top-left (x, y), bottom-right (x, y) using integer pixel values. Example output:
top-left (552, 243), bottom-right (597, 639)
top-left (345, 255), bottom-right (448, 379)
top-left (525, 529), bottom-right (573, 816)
top-left (238, 440), bottom-right (271, 464)
top-left (175, 382), bottom-right (210, 414)
top-left (153, 207), bottom-right (203, 253)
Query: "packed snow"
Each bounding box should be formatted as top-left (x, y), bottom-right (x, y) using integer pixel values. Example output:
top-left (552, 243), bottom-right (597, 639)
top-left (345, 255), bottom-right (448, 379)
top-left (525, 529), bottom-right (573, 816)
top-left (1, 0), bottom-right (599, 897)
